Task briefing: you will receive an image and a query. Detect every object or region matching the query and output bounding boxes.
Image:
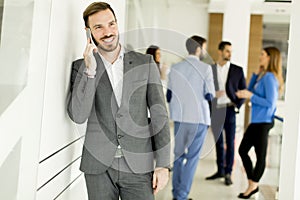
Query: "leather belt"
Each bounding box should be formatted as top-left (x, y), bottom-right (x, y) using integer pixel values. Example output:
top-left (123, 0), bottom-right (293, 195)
top-left (216, 102), bottom-right (235, 109)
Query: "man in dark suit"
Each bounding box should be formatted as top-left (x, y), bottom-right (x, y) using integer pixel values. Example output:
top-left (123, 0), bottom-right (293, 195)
top-left (67, 2), bottom-right (170, 200)
top-left (205, 41), bottom-right (246, 185)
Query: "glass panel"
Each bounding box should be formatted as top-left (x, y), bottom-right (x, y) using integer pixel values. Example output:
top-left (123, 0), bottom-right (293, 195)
top-left (0, 0), bottom-right (34, 115)
top-left (263, 22), bottom-right (289, 100)
top-left (0, 0), bottom-right (3, 41)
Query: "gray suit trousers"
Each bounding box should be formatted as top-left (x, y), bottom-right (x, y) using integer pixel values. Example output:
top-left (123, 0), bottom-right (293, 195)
top-left (84, 157), bottom-right (154, 200)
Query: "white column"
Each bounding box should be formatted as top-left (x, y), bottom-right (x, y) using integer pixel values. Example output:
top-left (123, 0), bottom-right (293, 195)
top-left (222, 0), bottom-right (251, 70)
top-left (279, 0), bottom-right (300, 199)
top-left (222, 0), bottom-right (251, 128)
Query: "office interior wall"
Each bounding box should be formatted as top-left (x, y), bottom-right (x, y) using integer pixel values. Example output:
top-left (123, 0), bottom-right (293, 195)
top-left (0, 0), bottom-right (34, 115)
top-left (279, 0), bottom-right (300, 199)
top-left (36, 0), bottom-right (87, 199)
top-left (125, 0), bottom-right (209, 66)
top-left (223, 0), bottom-right (251, 70)
top-left (0, 0), bottom-right (126, 200)
top-left (36, 0), bottom-right (126, 199)
top-left (0, 0), bottom-right (297, 199)
top-left (0, 0), bottom-right (34, 86)
top-left (243, 15), bottom-right (263, 127)
top-left (0, 0), bottom-right (52, 199)
top-left (207, 13), bottom-right (223, 62)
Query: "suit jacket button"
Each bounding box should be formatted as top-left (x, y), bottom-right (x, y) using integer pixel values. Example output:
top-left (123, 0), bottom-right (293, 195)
top-left (118, 135), bottom-right (122, 139)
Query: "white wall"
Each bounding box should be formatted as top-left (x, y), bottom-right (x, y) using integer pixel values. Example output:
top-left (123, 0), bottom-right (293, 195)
top-left (279, 0), bottom-right (300, 199)
top-left (0, 0), bottom-right (52, 199)
top-left (0, 0), bottom-right (34, 86)
top-left (37, 0), bottom-right (126, 199)
top-left (221, 0), bottom-right (251, 129)
top-left (125, 0), bottom-right (209, 66)
top-left (0, 0), bottom-right (126, 200)
top-left (0, 0), bottom-right (34, 117)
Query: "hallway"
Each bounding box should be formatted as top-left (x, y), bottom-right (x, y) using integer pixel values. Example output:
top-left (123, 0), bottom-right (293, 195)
top-left (156, 122), bottom-right (281, 200)
top-left (2, 1), bottom-right (299, 199)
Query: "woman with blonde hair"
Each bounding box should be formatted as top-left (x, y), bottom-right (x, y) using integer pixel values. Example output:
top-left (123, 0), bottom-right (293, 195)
top-left (236, 46), bottom-right (284, 199)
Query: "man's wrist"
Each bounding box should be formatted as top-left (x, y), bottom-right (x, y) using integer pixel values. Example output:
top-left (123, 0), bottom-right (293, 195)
top-left (155, 167), bottom-right (172, 172)
top-left (84, 67), bottom-right (96, 78)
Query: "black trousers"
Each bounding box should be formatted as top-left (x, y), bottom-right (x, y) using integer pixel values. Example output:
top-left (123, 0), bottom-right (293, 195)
top-left (211, 106), bottom-right (236, 175)
top-left (238, 122), bottom-right (274, 182)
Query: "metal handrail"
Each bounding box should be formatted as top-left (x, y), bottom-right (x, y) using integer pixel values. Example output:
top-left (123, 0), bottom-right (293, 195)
top-left (274, 115), bottom-right (284, 122)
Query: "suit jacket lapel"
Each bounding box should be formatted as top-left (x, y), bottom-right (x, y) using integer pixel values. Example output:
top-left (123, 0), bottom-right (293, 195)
top-left (120, 52), bottom-right (134, 108)
top-left (226, 64), bottom-right (233, 91)
top-left (94, 52), bottom-right (119, 110)
top-left (211, 64), bottom-right (219, 91)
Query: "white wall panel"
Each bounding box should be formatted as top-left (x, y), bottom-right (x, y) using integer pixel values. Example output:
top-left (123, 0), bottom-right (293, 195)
top-left (39, 0), bottom-right (127, 161)
top-left (55, 175), bottom-right (87, 200)
top-left (0, 1), bottom-right (126, 200)
top-left (37, 0), bottom-right (126, 199)
top-left (37, 139), bottom-right (83, 189)
top-left (36, 159), bottom-right (82, 200)
top-left (38, 0), bottom-right (87, 160)
top-left (279, 0), bottom-right (300, 199)
top-left (0, 0), bottom-right (53, 199)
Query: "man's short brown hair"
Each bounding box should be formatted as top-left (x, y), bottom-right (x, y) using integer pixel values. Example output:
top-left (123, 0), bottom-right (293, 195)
top-left (83, 2), bottom-right (116, 28)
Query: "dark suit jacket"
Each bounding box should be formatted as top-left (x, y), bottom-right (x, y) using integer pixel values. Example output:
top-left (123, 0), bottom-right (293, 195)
top-left (211, 63), bottom-right (246, 110)
top-left (67, 51), bottom-right (170, 174)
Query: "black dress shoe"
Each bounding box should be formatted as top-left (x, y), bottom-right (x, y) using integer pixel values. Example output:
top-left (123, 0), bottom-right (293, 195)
top-left (172, 198), bottom-right (193, 200)
top-left (205, 172), bottom-right (224, 180)
top-left (238, 187), bottom-right (259, 199)
top-left (224, 174), bottom-right (233, 185)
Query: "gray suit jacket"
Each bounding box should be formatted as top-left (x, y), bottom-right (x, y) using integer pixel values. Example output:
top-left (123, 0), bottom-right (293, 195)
top-left (167, 56), bottom-right (215, 125)
top-left (67, 51), bottom-right (170, 174)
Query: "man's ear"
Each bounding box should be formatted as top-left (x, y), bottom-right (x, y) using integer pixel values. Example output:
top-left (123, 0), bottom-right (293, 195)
top-left (195, 46), bottom-right (201, 57)
top-left (217, 49), bottom-right (222, 57)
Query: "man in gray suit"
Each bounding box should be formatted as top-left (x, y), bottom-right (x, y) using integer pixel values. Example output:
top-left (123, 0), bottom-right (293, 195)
top-left (167, 37), bottom-right (215, 200)
top-left (67, 2), bottom-right (170, 200)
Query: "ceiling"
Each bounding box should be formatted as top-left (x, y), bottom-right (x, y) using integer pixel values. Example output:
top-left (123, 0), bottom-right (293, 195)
top-left (265, 0), bottom-right (291, 2)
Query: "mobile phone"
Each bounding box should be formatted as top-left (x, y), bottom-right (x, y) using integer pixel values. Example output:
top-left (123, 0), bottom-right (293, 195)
top-left (86, 28), bottom-right (96, 46)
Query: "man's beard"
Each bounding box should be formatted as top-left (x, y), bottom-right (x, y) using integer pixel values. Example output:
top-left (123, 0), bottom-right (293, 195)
top-left (224, 56), bottom-right (231, 61)
top-left (98, 35), bottom-right (119, 52)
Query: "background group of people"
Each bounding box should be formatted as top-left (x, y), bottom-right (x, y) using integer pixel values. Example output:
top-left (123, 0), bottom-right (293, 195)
top-left (67, 2), bottom-right (284, 200)
top-left (146, 36), bottom-right (283, 200)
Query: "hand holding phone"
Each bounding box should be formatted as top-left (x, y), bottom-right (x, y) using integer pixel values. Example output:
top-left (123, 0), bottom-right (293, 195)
top-left (83, 28), bottom-right (97, 77)
top-left (86, 28), bottom-right (96, 46)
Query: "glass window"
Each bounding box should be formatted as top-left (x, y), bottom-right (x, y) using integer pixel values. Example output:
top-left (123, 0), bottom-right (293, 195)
top-left (263, 22), bottom-right (289, 99)
top-left (0, 0), bottom-right (34, 115)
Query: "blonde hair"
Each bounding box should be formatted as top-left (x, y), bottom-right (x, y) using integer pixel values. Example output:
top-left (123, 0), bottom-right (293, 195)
top-left (264, 46), bottom-right (284, 94)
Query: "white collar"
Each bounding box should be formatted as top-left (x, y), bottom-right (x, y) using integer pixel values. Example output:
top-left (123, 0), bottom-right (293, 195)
top-left (187, 55), bottom-right (199, 60)
top-left (99, 44), bottom-right (124, 64)
top-left (217, 61), bottom-right (230, 69)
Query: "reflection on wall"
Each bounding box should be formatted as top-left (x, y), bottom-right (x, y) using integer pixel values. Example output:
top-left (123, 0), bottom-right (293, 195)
top-left (0, 0), bottom-right (3, 42)
top-left (263, 22), bottom-right (289, 99)
top-left (0, 138), bottom-right (22, 200)
top-left (0, 0), bottom-right (34, 115)
top-left (125, 0), bottom-right (209, 67)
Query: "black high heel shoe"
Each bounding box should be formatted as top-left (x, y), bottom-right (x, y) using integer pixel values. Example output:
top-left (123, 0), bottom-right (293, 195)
top-left (238, 187), bottom-right (259, 199)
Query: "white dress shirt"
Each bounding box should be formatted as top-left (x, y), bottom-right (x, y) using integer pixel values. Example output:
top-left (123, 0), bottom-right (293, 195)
top-left (99, 47), bottom-right (124, 107)
top-left (99, 46), bottom-right (124, 158)
top-left (217, 61), bottom-right (231, 105)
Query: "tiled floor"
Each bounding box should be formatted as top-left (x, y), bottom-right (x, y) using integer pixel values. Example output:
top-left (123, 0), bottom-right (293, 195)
top-left (156, 122), bottom-right (282, 200)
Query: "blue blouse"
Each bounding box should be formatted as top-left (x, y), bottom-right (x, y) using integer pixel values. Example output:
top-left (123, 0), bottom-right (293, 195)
top-left (248, 72), bottom-right (279, 123)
